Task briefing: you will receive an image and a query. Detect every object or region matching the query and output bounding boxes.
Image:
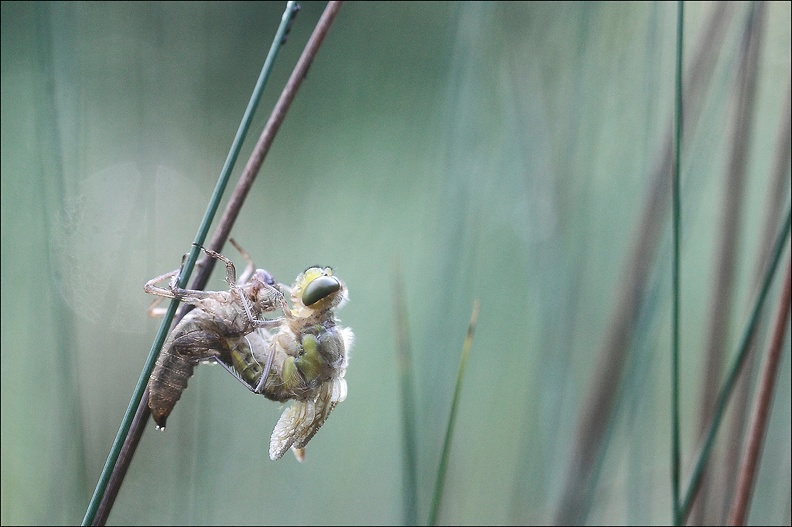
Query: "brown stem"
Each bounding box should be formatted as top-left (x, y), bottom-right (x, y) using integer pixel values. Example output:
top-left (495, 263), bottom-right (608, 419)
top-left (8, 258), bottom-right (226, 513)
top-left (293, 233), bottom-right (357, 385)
top-left (693, 3), bottom-right (764, 523)
top-left (727, 255), bottom-right (791, 526)
top-left (555, 3), bottom-right (735, 522)
top-left (192, 1), bottom-right (344, 285)
top-left (91, 3), bottom-right (343, 524)
top-left (92, 392), bottom-right (151, 525)
top-left (722, 78), bottom-right (791, 521)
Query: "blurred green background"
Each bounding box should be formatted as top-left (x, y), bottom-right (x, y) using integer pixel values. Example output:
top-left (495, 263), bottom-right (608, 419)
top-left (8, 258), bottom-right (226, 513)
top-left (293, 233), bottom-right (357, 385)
top-left (1, 1), bottom-right (790, 525)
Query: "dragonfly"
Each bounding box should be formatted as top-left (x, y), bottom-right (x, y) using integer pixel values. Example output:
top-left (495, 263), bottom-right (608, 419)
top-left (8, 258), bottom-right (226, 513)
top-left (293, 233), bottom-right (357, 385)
top-left (144, 239), bottom-right (354, 460)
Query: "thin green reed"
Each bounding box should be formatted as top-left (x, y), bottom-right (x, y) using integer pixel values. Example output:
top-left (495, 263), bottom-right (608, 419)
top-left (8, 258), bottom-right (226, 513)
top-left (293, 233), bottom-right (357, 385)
top-left (680, 206), bottom-right (791, 523)
top-left (429, 300), bottom-right (479, 526)
top-left (392, 269), bottom-right (419, 526)
top-left (671, 1), bottom-right (683, 525)
top-left (81, 3), bottom-right (300, 524)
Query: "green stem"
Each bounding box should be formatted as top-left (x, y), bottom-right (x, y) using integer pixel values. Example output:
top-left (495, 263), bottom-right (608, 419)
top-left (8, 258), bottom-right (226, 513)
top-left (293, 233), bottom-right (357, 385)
top-left (671, 2), bottom-right (683, 525)
top-left (728, 256), bottom-right (791, 525)
top-left (429, 300), bottom-right (479, 526)
top-left (392, 269), bottom-right (419, 526)
top-left (679, 206), bottom-right (791, 523)
top-left (81, 3), bottom-right (300, 525)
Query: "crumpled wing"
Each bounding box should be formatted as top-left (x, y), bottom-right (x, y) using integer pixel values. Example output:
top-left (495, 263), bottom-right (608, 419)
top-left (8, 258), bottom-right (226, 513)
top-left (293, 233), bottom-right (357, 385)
top-left (269, 376), bottom-right (347, 461)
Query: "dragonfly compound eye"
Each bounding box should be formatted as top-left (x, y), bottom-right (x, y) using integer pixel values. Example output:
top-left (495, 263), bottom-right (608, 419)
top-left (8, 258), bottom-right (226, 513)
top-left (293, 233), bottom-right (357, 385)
top-left (302, 275), bottom-right (341, 306)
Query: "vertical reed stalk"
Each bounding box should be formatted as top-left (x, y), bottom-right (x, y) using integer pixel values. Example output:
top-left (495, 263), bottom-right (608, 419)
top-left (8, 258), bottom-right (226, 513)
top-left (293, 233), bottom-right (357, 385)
top-left (671, 2), bottom-right (683, 523)
top-left (392, 268), bottom-right (419, 526)
top-left (82, 3), bottom-right (302, 524)
top-left (721, 78), bottom-right (791, 521)
top-left (693, 4), bottom-right (764, 523)
top-left (191, 1), bottom-right (344, 281)
top-left (33, 2), bottom-right (89, 520)
top-left (680, 207), bottom-right (791, 523)
top-left (728, 255), bottom-right (791, 525)
top-left (555, 4), bottom-right (735, 522)
top-left (88, 5), bottom-right (344, 524)
top-left (429, 300), bottom-right (479, 526)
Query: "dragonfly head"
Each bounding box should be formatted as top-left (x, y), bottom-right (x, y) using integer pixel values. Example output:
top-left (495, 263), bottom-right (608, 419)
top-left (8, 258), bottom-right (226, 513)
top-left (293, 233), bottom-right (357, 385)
top-left (291, 266), bottom-right (348, 315)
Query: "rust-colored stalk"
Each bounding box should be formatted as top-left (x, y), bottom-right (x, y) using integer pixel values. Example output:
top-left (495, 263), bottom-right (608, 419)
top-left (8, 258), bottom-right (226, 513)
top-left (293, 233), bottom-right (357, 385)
top-left (555, 3), bottom-right (735, 522)
top-left (721, 78), bottom-right (791, 521)
top-left (692, 3), bottom-right (764, 523)
top-left (90, 3), bottom-right (343, 524)
top-left (727, 255), bottom-right (791, 525)
top-left (192, 1), bottom-right (344, 283)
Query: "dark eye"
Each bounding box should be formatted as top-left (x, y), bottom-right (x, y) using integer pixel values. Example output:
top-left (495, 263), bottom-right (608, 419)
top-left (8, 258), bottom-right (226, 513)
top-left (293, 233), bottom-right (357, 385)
top-left (302, 276), bottom-right (340, 306)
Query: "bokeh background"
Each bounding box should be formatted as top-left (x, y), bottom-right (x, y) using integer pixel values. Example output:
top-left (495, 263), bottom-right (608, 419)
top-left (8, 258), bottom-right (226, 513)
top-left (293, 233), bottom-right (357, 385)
top-left (2, 1), bottom-right (790, 525)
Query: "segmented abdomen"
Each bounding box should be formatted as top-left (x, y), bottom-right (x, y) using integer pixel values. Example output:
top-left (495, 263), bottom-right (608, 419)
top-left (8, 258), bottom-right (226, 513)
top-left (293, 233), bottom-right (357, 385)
top-left (148, 312), bottom-right (226, 429)
top-left (148, 350), bottom-right (196, 429)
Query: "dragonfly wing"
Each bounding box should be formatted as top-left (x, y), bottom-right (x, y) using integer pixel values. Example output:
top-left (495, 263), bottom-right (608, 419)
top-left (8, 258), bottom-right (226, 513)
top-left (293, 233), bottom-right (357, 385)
top-left (268, 377), bottom-right (347, 461)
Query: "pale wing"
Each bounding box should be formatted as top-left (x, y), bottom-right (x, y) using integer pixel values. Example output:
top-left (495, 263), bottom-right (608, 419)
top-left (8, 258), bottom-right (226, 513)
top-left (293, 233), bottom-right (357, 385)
top-left (268, 377), bottom-right (347, 460)
top-left (269, 397), bottom-right (315, 460)
top-left (291, 377), bottom-right (347, 450)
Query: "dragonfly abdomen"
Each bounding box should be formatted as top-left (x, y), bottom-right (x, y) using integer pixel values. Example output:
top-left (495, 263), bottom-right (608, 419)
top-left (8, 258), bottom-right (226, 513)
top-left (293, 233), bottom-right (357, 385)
top-left (148, 315), bottom-right (226, 429)
top-left (148, 349), bottom-right (196, 429)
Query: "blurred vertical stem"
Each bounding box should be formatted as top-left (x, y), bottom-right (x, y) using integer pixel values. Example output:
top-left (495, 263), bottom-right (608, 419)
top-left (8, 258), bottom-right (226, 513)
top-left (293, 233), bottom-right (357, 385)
top-left (33, 2), bottom-right (89, 520)
top-left (392, 268), bottom-right (419, 526)
top-left (693, 4), bottom-right (764, 523)
top-left (728, 255), bottom-right (791, 525)
top-left (82, 2), bottom-right (301, 525)
top-left (723, 78), bottom-right (791, 520)
top-left (555, 3), bottom-right (735, 522)
top-left (670, 2), bottom-right (683, 525)
top-left (429, 300), bottom-right (479, 526)
top-left (680, 206), bottom-right (791, 523)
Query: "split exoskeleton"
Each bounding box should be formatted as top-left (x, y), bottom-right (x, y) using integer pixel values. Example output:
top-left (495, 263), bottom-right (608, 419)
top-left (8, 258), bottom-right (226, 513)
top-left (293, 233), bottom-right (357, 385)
top-left (144, 239), bottom-right (353, 461)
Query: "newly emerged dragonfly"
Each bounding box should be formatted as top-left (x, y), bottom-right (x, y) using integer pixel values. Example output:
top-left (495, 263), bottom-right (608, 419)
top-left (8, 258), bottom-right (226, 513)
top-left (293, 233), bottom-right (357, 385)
top-left (144, 240), bottom-right (353, 460)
